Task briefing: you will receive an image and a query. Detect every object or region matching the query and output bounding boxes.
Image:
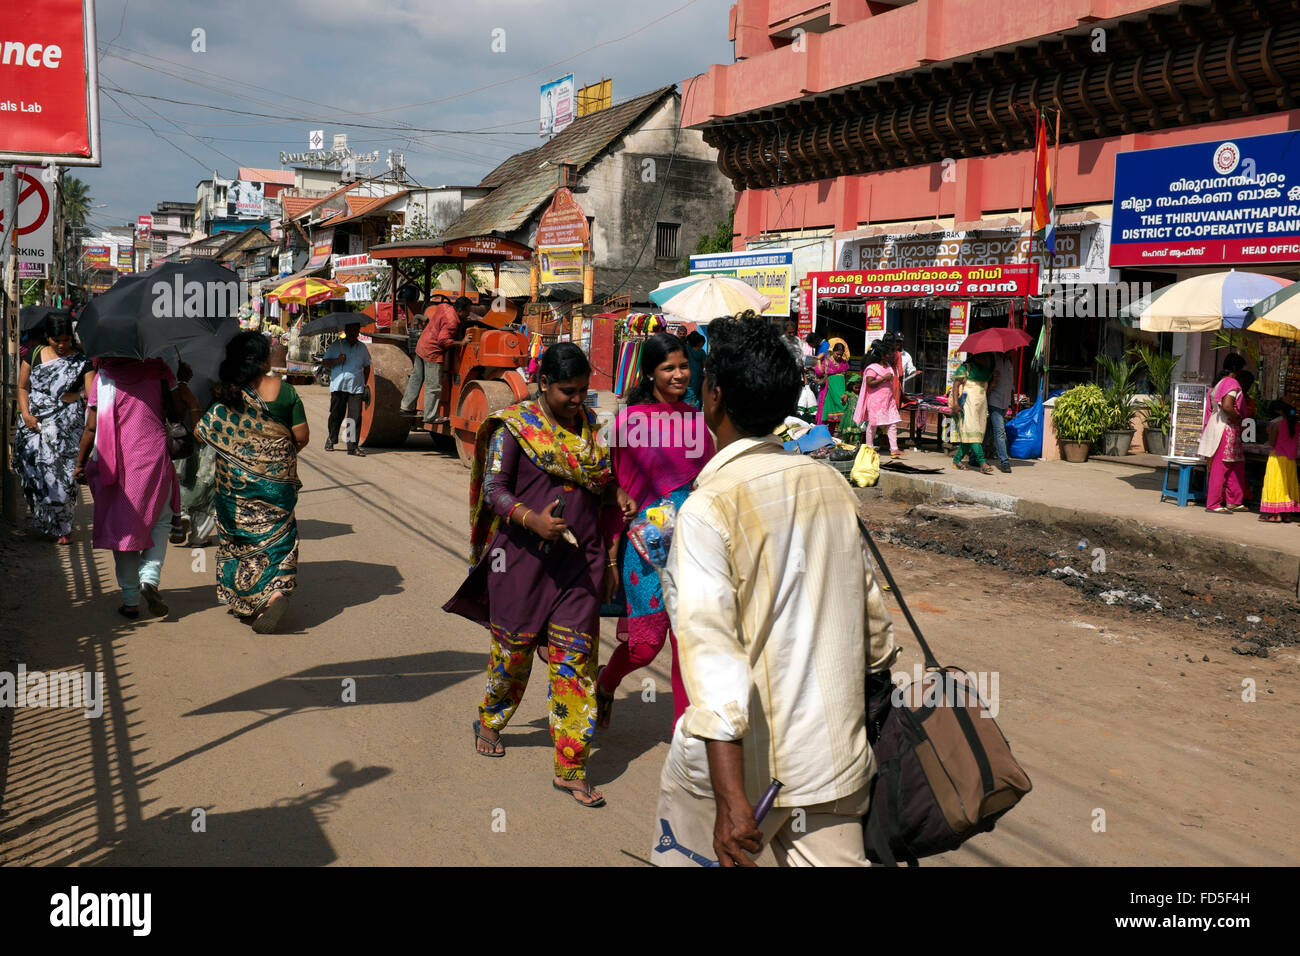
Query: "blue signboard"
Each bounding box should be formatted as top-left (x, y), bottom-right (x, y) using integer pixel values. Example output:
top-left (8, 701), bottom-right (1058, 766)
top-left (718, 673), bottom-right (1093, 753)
top-left (1111, 130), bottom-right (1300, 267)
top-left (688, 248), bottom-right (793, 316)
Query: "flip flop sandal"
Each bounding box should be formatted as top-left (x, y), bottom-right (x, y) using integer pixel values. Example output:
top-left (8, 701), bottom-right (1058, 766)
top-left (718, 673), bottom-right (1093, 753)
top-left (252, 595), bottom-right (288, 633)
top-left (979, 464), bottom-right (996, 475)
top-left (952, 462), bottom-right (969, 471)
top-left (472, 720), bottom-right (505, 757)
top-left (553, 779), bottom-right (606, 808)
top-left (141, 583), bottom-right (169, 618)
top-left (1207, 507), bottom-right (1232, 514)
top-left (595, 666), bottom-right (614, 729)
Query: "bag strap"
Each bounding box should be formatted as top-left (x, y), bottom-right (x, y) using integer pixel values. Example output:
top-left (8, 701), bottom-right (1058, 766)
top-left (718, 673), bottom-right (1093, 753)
top-left (857, 516), bottom-right (940, 670)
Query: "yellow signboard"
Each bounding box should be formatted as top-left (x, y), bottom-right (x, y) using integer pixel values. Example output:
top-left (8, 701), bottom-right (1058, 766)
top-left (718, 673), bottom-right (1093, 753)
top-left (577, 79), bottom-right (612, 118)
top-left (540, 244), bottom-right (584, 284)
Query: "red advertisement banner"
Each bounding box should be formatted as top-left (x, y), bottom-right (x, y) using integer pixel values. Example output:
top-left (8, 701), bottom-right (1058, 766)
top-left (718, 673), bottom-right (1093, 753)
top-left (0, 0), bottom-right (98, 163)
top-left (865, 300), bottom-right (886, 331)
top-left (809, 264), bottom-right (1037, 299)
top-left (797, 278), bottom-right (812, 336)
top-left (1109, 238), bottom-right (1300, 268)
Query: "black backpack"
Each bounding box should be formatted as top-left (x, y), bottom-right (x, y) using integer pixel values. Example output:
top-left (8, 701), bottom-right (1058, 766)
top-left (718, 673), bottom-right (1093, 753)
top-left (859, 519), bottom-right (1033, 866)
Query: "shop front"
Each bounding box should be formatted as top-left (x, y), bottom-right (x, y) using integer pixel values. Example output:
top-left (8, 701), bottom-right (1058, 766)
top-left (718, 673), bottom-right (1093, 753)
top-left (807, 263), bottom-right (1038, 446)
top-left (1111, 128), bottom-right (1300, 395)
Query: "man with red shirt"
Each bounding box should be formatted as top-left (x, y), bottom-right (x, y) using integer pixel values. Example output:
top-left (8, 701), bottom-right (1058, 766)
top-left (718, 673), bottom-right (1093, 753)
top-left (401, 296), bottom-right (471, 425)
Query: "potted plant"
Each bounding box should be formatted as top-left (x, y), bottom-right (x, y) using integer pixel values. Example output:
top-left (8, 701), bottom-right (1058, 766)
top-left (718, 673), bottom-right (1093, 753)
top-left (1097, 355), bottom-right (1139, 456)
top-left (1051, 383), bottom-right (1109, 462)
top-left (1129, 344), bottom-right (1180, 456)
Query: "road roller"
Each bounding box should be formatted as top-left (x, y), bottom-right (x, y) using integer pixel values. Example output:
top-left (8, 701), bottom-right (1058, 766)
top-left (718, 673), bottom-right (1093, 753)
top-left (363, 235), bottom-right (536, 464)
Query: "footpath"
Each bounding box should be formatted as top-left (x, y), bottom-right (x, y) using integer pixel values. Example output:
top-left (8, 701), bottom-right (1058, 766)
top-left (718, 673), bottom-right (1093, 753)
top-left (860, 449), bottom-right (1300, 596)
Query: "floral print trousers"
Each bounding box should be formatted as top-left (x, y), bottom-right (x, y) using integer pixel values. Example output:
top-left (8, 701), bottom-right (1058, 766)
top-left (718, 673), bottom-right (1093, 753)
top-left (480, 621), bottom-right (598, 781)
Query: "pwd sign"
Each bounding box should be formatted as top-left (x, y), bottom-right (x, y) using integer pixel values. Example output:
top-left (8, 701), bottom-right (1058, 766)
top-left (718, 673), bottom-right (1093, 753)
top-left (0, 164), bottom-right (55, 270)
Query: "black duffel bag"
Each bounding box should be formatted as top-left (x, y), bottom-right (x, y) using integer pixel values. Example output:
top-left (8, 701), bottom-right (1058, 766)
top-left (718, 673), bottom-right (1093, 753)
top-left (859, 519), bottom-right (1033, 866)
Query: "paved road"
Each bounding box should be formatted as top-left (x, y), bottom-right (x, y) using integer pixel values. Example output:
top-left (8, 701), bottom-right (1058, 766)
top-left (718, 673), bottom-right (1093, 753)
top-left (2, 385), bottom-right (1296, 865)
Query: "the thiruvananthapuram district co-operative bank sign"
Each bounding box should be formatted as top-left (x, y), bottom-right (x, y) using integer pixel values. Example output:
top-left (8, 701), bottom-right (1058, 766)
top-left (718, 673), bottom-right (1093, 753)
top-left (1111, 130), bottom-right (1300, 267)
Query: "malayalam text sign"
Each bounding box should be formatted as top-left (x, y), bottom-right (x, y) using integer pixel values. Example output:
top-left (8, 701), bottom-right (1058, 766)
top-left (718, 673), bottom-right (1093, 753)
top-left (537, 188), bottom-right (589, 248)
top-left (689, 248), bottom-right (793, 317)
top-left (809, 264), bottom-right (1037, 299)
top-left (1112, 130), bottom-right (1300, 266)
top-left (0, 0), bottom-right (100, 164)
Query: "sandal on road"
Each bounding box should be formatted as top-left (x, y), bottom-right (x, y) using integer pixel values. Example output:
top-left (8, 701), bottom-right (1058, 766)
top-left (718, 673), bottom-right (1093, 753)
top-left (473, 720), bottom-right (505, 757)
top-left (252, 594), bottom-right (288, 633)
top-left (595, 665), bottom-right (614, 730)
top-left (553, 778), bottom-right (606, 808)
top-left (979, 464), bottom-right (996, 475)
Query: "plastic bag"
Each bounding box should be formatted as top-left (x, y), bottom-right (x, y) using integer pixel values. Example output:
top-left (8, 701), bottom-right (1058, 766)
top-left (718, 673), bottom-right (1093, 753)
top-left (1005, 397), bottom-right (1044, 459)
top-left (851, 445), bottom-right (881, 487)
top-left (627, 498), bottom-right (678, 568)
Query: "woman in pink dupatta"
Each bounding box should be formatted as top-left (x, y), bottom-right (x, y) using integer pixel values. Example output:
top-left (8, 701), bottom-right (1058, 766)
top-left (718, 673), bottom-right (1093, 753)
top-left (74, 358), bottom-right (188, 618)
top-left (1198, 355), bottom-right (1250, 514)
top-left (595, 333), bottom-right (715, 730)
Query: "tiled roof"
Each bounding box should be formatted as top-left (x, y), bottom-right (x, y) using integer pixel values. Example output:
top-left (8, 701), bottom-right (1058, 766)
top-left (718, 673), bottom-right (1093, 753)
top-left (239, 167), bottom-right (296, 185)
top-left (441, 87), bottom-right (676, 243)
top-left (280, 195), bottom-right (321, 220)
top-left (318, 191), bottom-right (408, 227)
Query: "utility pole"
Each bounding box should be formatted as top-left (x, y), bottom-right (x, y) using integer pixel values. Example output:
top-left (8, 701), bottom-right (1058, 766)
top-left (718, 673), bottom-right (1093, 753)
top-left (2, 163), bottom-right (22, 521)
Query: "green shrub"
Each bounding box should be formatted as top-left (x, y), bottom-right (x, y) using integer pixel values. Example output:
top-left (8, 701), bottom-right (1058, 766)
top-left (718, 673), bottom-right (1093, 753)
top-left (1052, 384), bottom-right (1110, 443)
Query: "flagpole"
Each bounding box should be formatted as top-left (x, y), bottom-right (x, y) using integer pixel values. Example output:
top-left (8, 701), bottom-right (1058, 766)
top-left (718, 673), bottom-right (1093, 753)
top-left (1044, 108), bottom-right (1061, 396)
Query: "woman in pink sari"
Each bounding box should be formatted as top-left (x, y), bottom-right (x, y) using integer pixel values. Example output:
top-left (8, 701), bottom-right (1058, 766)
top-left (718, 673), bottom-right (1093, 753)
top-left (595, 333), bottom-right (715, 730)
top-left (74, 358), bottom-right (191, 618)
top-left (1198, 356), bottom-right (1250, 514)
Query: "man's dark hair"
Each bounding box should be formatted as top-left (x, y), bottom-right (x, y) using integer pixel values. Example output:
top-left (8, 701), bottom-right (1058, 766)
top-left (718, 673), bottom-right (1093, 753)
top-left (453, 296), bottom-right (473, 313)
top-left (703, 312), bottom-right (801, 436)
top-left (686, 331), bottom-right (706, 347)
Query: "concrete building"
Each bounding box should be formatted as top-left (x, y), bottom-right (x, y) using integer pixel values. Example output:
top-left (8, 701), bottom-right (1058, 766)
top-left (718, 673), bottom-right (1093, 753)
top-left (683, 0), bottom-right (1300, 391)
top-left (441, 86), bottom-right (736, 304)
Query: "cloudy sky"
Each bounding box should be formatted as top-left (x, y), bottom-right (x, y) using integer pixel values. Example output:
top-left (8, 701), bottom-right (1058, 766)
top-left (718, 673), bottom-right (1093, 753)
top-left (79, 0), bottom-right (734, 232)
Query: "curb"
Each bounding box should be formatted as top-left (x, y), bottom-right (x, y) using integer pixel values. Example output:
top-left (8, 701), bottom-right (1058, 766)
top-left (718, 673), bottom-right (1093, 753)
top-left (867, 469), bottom-right (1300, 594)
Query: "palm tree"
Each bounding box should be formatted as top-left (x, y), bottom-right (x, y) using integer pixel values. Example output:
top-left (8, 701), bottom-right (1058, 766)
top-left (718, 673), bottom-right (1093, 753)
top-left (60, 176), bottom-right (92, 231)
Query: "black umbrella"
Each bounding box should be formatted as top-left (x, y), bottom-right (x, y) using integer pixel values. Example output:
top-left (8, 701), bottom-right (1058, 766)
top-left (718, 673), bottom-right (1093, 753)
top-left (173, 317), bottom-right (243, 412)
top-left (78, 260), bottom-right (242, 360)
top-left (300, 308), bottom-right (361, 337)
top-left (19, 305), bottom-right (71, 333)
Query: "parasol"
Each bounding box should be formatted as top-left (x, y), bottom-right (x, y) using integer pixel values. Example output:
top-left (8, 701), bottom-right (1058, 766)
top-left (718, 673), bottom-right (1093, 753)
top-left (655, 275), bottom-right (769, 323)
top-left (958, 326), bottom-right (1033, 353)
top-left (1122, 270), bottom-right (1291, 332)
top-left (266, 276), bottom-right (347, 306)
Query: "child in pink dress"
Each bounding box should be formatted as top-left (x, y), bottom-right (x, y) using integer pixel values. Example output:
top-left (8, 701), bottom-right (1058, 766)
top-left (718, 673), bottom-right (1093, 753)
top-left (854, 341), bottom-right (903, 457)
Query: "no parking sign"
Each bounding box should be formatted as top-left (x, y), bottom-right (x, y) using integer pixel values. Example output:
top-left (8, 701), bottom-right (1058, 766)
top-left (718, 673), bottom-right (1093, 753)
top-left (0, 165), bottom-right (55, 277)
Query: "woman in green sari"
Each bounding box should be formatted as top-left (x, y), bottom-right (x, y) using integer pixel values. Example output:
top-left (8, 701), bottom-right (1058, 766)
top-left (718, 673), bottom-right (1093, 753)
top-left (195, 332), bottom-right (309, 633)
top-left (950, 352), bottom-right (995, 473)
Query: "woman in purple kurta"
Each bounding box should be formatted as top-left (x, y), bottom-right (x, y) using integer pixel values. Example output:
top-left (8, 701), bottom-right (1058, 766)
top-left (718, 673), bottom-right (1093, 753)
top-left (75, 358), bottom-right (187, 618)
top-left (444, 344), bottom-right (632, 808)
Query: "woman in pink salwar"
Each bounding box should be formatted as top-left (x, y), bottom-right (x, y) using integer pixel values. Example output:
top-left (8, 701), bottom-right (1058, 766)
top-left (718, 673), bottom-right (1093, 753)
top-left (74, 358), bottom-right (191, 619)
top-left (1198, 357), bottom-right (1251, 514)
top-left (854, 340), bottom-right (904, 457)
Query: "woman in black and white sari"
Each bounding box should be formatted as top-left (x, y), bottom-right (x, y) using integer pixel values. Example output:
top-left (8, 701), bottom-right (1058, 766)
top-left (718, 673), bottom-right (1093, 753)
top-left (15, 314), bottom-right (93, 543)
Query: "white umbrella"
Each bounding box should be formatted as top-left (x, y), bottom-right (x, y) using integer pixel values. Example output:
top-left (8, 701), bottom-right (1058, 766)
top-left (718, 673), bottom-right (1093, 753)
top-left (656, 275), bottom-right (770, 324)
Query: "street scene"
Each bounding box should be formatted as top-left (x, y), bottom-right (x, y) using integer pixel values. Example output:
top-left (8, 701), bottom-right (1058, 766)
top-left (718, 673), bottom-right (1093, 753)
top-left (1, 0), bottom-right (1298, 894)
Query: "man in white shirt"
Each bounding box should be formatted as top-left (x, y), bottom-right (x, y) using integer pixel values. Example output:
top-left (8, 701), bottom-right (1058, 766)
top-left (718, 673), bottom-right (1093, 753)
top-left (321, 322), bottom-right (371, 456)
top-left (653, 314), bottom-right (898, 868)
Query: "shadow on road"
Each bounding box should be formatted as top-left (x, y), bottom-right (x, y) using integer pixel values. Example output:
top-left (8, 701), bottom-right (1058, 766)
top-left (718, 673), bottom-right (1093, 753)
top-left (296, 518), bottom-right (355, 540)
top-left (82, 761), bottom-right (390, 866)
top-left (184, 650), bottom-right (482, 715)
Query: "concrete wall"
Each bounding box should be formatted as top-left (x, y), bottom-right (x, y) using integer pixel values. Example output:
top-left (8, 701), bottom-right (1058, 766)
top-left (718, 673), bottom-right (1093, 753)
top-left (695, 0), bottom-right (1178, 122)
top-left (524, 96), bottom-right (736, 303)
